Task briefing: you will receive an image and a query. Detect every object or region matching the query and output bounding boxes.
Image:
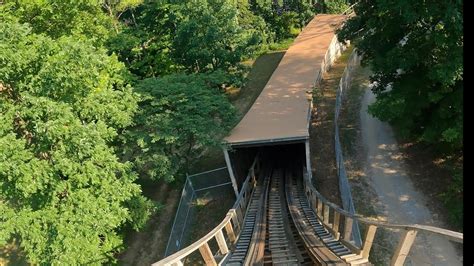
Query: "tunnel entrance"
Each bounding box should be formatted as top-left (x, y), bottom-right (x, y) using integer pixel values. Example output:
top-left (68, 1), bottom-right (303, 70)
top-left (224, 141), bottom-right (309, 192)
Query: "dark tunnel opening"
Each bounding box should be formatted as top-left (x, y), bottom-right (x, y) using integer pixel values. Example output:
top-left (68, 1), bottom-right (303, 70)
top-left (227, 142), bottom-right (307, 190)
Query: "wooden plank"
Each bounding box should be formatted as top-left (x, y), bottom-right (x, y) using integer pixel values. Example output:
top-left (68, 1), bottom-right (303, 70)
top-left (215, 230), bottom-right (229, 254)
top-left (361, 225), bottom-right (377, 259)
top-left (198, 243), bottom-right (217, 266)
top-left (323, 204), bottom-right (330, 225)
top-left (332, 211), bottom-right (341, 239)
top-left (344, 217), bottom-right (353, 241)
top-left (390, 230), bottom-right (418, 266)
top-left (317, 198), bottom-right (323, 219)
top-left (224, 222), bottom-right (236, 243)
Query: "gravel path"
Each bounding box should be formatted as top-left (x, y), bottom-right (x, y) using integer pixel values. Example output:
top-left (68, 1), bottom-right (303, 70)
top-left (360, 88), bottom-right (462, 265)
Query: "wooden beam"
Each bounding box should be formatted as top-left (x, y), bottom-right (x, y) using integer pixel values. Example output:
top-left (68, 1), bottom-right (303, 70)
top-left (317, 198), bottom-right (323, 219)
top-left (344, 217), bottom-right (353, 241)
top-left (323, 204), bottom-right (330, 225)
top-left (225, 222), bottom-right (236, 243)
top-left (361, 225), bottom-right (377, 259)
top-left (223, 148), bottom-right (239, 197)
top-left (199, 243), bottom-right (217, 266)
top-left (215, 230), bottom-right (229, 254)
top-left (390, 230), bottom-right (418, 266)
top-left (333, 211), bottom-right (341, 239)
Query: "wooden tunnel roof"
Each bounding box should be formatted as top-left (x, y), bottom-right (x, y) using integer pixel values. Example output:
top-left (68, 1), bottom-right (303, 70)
top-left (224, 14), bottom-right (347, 146)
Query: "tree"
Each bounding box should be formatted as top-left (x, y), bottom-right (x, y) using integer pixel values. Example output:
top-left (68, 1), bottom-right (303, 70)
top-left (325, 0), bottom-right (350, 14)
top-left (249, 0), bottom-right (314, 41)
top-left (0, 20), bottom-right (152, 264)
top-left (122, 72), bottom-right (237, 181)
top-left (102, 0), bottom-right (144, 33)
top-left (172, 0), bottom-right (260, 72)
top-left (1, 0), bottom-right (113, 42)
top-left (107, 0), bottom-right (181, 78)
top-left (338, 0), bottom-right (463, 151)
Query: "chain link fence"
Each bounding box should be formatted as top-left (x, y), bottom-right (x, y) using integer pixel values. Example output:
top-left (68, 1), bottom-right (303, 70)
top-left (334, 49), bottom-right (363, 247)
top-left (164, 167), bottom-right (234, 256)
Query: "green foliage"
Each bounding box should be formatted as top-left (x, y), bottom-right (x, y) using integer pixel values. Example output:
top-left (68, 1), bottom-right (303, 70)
top-left (249, 0), bottom-right (313, 41)
top-left (338, 0), bottom-right (463, 151)
top-left (0, 20), bottom-right (151, 264)
top-left (236, 1), bottom-right (274, 56)
top-left (325, 0), bottom-right (350, 14)
top-left (122, 72), bottom-right (237, 181)
top-left (172, 0), bottom-right (260, 72)
top-left (125, 195), bottom-right (157, 231)
top-left (106, 0), bottom-right (180, 78)
top-left (441, 170), bottom-right (463, 229)
top-left (1, 0), bottom-right (113, 42)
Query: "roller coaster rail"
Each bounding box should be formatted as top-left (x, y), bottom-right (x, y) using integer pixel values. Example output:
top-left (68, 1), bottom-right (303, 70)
top-left (153, 158), bottom-right (462, 266)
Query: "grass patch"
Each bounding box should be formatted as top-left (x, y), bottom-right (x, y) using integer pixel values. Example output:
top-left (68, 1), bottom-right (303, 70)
top-left (229, 51), bottom-right (285, 117)
top-left (339, 66), bottom-right (371, 157)
top-left (268, 38), bottom-right (295, 51)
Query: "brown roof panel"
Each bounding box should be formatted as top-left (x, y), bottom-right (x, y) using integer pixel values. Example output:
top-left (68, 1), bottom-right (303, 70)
top-left (225, 14), bottom-right (347, 146)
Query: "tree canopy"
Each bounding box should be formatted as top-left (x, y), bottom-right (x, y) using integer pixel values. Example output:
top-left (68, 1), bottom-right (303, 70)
top-left (122, 72), bottom-right (237, 181)
top-left (0, 19), bottom-right (151, 265)
top-left (338, 0), bottom-right (463, 151)
top-left (1, 0), bottom-right (113, 42)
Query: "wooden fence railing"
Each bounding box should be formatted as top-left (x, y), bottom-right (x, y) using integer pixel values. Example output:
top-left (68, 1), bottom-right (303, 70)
top-left (301, 166), bottom-right (463, 266)
top-left (153, 156), bottom-right (260, 266)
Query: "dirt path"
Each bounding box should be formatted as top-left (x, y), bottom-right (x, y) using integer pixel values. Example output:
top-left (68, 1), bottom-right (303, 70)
top-left (360, 88), bottom-right (462, 265)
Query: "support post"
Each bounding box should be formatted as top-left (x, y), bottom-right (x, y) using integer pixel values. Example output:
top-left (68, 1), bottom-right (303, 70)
top-left (361, 225), bottom-right (377, 259)
top-left (390, 230), bottom-right (418, 266)
top-left (333, 211), bottom-right (341, 239)
top-left (223, 148), bottom-right (239, 197)
top-left (305, 140), bottom-right (313, 182)
top-left (199, 243), bottom-right (217, 266)
top-left (323, 204), bottom-right (330, 225)
top-left (344, 217), bottom-right (353, 241)
top-left (215, 230), bottom-right (229, 254)
top-left (225, 222), bottom-right (236, 243)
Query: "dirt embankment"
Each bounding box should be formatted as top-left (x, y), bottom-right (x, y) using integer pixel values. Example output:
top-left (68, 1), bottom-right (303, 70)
top-left (309, 48), bottom-right (354, 206)
top-left (339, 64), bottom-right (462, 265)
top-left (118, 182), bottom-right (180, 265)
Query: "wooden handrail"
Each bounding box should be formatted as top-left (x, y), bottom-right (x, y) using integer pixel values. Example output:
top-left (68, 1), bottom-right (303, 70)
top-left (153, 156), bottom-right (259, 265)
top-left (301, 169), bottom-right (463, 243)
top-left (153, 213), bottom-right (234, 265)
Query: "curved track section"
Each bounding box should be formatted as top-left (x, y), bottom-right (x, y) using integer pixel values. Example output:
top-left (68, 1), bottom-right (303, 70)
top-left (225, 160), bottom-right (366, 265)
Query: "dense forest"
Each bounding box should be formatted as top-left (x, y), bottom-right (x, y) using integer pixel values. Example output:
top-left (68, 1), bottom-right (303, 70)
top-left (0, 0), bottom-right (350, 264)
top-left (0, 0), bottom-right (462, 264)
